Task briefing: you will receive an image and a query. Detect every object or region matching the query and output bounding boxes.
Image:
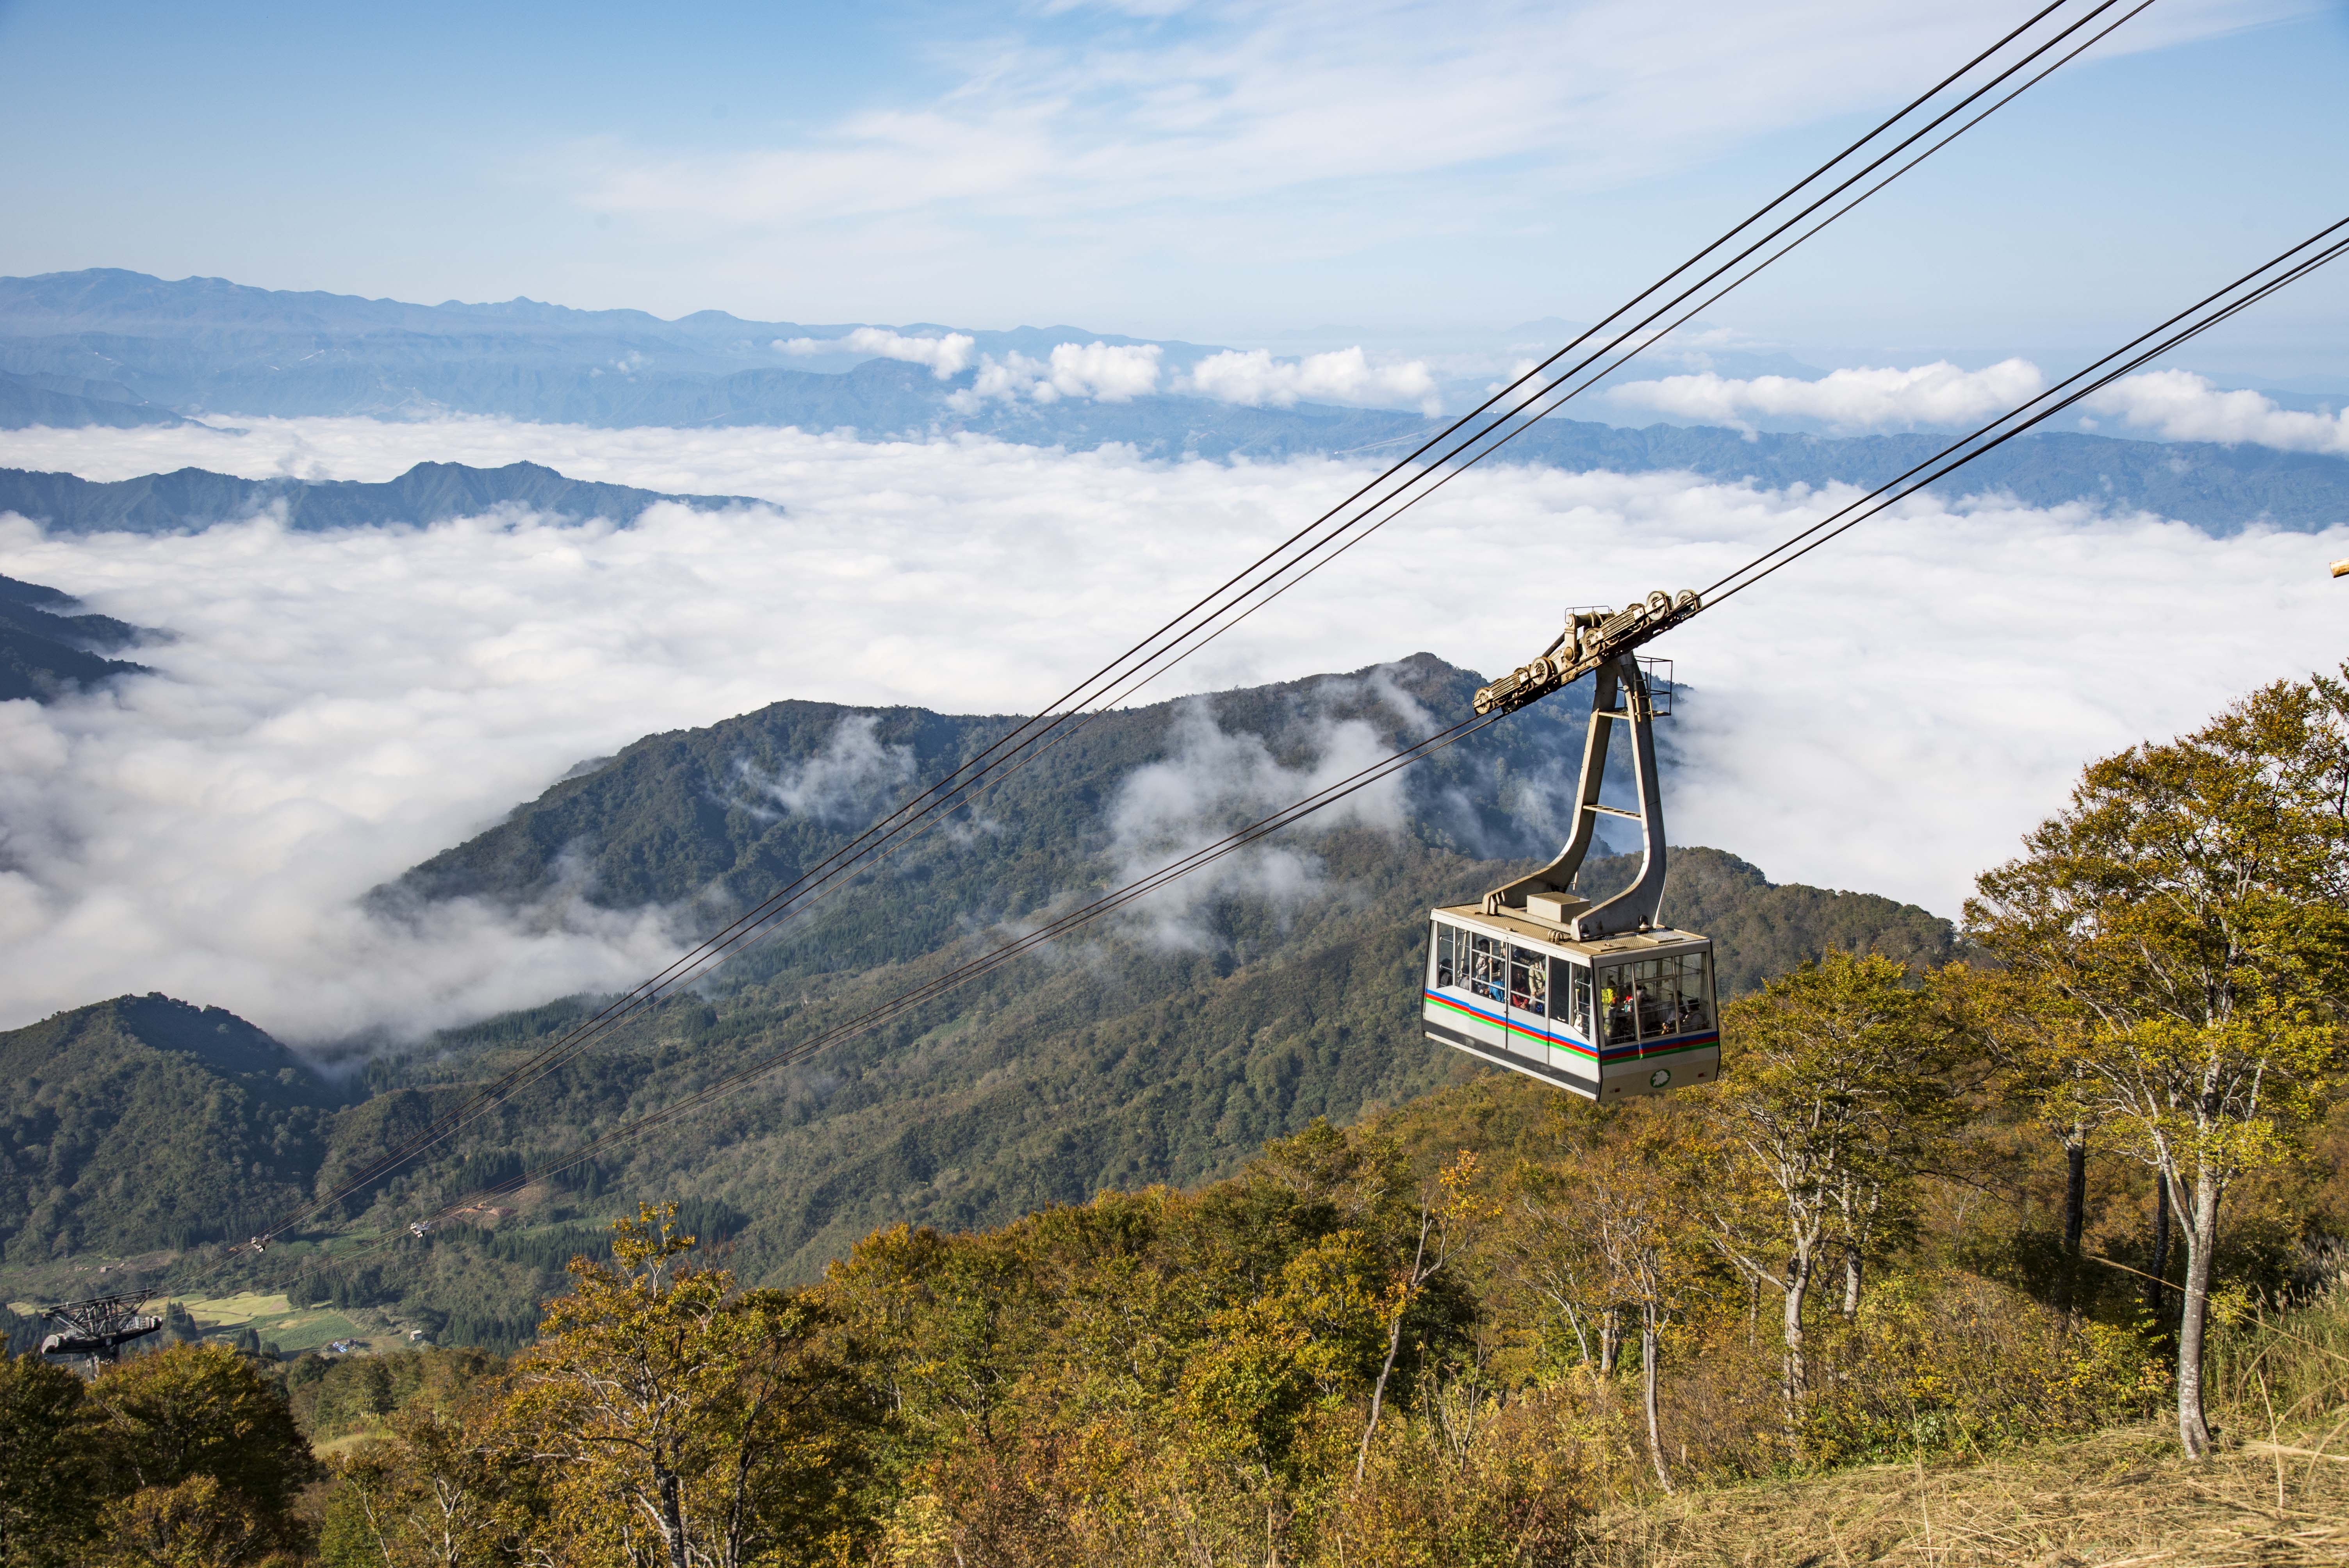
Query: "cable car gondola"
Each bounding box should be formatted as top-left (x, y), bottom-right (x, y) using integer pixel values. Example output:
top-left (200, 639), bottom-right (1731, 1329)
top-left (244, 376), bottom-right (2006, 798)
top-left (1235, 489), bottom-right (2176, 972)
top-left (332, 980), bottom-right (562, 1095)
top-left (1424, 618), bottom-right (1718, 1101)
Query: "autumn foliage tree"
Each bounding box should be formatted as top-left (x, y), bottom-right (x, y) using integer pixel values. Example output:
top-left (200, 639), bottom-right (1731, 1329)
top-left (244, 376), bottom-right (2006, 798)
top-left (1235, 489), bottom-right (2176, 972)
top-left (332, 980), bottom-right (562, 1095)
top-left (1574, 1111), bottom-right (1713, 1492)
top-left (0, 1352), bottom-right (102, 1567)
top-left (499, 1204), bottom-right (880, 1568)
top-left (1690, 953), bottom-right (1967, 1413)
top-left (1968, 666), bottom-right (2349, 1457)
top-left (328, 1397), bottom-right (528, 1568)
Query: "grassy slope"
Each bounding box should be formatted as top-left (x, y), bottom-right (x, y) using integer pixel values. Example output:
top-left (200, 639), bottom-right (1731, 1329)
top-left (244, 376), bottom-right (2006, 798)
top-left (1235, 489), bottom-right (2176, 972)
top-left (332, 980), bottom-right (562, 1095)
top-left (1582, 1424), bottom-right (2349, 1565)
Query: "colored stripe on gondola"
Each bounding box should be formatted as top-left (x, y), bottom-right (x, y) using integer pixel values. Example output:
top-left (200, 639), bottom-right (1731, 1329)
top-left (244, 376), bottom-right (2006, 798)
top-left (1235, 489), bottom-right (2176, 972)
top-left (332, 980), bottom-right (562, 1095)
top-left (1422, 989), bottom-right (1719, 1064)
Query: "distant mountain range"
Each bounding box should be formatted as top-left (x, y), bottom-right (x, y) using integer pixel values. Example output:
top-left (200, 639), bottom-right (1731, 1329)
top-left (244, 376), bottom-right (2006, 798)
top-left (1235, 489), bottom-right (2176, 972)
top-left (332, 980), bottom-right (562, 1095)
top-left (0, 459), bottom-right (759, 699)
top-left (0, 458), bottom-right (758, 536)
top-left (3, 269), bottom-right (2345, 533)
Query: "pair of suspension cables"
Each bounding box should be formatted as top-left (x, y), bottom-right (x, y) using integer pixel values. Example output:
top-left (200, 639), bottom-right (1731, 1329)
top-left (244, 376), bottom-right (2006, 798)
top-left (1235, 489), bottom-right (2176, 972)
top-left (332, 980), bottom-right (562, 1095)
top-left (255, 0), bottom-right (2208, 1249)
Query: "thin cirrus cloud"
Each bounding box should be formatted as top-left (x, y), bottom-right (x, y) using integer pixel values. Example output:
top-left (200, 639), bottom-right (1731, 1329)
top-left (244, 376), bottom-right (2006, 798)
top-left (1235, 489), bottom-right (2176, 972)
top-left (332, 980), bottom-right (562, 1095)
top-left (0, 416), bottom-right (2340, 1049)
top-left (569, 0), bottom-right (2308, 270)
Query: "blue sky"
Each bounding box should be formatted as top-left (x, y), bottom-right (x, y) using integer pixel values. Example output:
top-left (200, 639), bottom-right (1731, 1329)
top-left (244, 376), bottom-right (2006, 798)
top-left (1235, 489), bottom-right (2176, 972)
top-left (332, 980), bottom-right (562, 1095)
top-left (2, 0), bottom-right (2346, 378)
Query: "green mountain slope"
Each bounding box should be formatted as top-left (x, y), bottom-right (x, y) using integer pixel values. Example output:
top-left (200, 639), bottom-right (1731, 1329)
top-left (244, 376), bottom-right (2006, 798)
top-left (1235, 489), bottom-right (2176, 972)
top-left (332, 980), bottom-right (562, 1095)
top-left (0, 995), bottom-right (346, 1262)
top-left (342, 841), bottom-right (1953, 1290)
top-left (378, 654), bottom-right (1598, 936)
top-left (0, 656), bottom-right (1959, 1340)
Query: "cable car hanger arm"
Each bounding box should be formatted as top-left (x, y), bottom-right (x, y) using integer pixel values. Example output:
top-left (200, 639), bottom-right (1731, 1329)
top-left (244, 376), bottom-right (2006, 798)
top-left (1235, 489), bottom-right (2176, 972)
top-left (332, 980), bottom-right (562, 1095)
top-left (1472, 589), bottom-right (1703, 718)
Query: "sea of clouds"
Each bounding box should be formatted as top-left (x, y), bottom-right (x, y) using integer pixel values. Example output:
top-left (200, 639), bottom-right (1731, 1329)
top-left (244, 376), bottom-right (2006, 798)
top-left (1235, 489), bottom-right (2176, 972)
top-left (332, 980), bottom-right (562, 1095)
top-left (0, 415), bottom-right (2341, 1046)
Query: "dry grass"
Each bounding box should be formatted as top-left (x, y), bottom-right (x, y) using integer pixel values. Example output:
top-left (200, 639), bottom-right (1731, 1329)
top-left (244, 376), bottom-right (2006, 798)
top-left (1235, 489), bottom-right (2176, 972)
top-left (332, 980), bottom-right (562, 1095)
top-left (1574, 1422), bottom-right (2349, 1566)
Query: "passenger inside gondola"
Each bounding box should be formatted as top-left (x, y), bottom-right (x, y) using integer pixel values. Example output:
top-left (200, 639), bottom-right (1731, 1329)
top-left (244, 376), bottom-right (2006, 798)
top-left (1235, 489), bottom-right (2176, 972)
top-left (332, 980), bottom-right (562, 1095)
top-left (1508, 948), bottom-right (1547, 1015)
top-left (1597, 951), bottom-right (1713, 1044)
top-left (1606, 989), bottom-right (1634, 1044)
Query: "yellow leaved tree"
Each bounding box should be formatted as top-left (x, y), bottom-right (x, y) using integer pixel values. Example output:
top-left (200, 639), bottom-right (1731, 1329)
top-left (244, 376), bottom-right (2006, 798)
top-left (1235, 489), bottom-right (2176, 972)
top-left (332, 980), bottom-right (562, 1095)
top-left (498, 1204), bottom-right (881, 1568)
top-left (1967, 667), bottom-right (2349, 1458)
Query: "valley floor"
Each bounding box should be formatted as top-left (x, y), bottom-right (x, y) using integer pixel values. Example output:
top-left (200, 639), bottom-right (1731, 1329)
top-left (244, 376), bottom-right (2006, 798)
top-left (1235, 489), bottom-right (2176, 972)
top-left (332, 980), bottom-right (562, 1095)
top-left (1580, 1424), bottom-right (2349, 1566)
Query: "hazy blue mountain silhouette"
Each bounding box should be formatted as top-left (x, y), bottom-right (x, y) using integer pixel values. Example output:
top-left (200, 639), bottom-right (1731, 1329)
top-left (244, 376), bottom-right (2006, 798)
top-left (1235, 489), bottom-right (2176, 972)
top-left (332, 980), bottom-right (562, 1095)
top-left (0, 460), bottom-right (762, 535)
top-left (0, 369), bottom-right (184, 429)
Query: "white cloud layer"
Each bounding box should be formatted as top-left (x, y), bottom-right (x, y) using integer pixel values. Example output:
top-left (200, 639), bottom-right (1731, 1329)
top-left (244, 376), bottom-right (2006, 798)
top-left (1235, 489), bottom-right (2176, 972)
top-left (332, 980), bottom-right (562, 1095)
top-left (775, 327), bottom-right (977, 378)
top-left (0, 415), bottom-right (2341, 1047)
top-left (948, 341), bottom-right (1166, 410)
top-left (1181, 347), bottom-right (1440, 415)
top-left (1609, 359), bottom-right (2046, 432)
top-left (933, 339), bottom-right (1439, 415)
top-left (2082, 370), bottom-right (2349, 454)
top-left (1608, 360), bottom-right (2349, 456)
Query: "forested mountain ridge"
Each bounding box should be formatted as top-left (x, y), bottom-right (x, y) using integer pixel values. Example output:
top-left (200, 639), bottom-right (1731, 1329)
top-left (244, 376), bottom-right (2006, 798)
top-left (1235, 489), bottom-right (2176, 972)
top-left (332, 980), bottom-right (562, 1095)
top-left (0, 996), bottom-right (349, 1262)
top-left (0, 459), bottom-right (759, 535)
top-left (376, 653), bottom-right (1597, 926)
top-left (0, 571), bottom-right (152, 701)
top-left (0, 843), bottom-right (1953, 1327)
top-left (0, 652), bottom-right (1957, 1339)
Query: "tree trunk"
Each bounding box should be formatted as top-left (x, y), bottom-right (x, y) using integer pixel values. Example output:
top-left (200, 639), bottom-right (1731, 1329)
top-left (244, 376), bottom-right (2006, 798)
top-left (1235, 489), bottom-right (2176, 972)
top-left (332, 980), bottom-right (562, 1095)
top-left (1356, 1217), bottom-right (1431, 1482)
top-left (1598, 1308), bottom-right (1620, 1378)
top-left (1640, 1308), bottom-right (1674, 1493)
top-left (2175, 1170), bottom-right (2219, 1459)
top-left (2060, 1130), bottom-right (2088, 1315)
top-left (1841, 1247), bottom-right (1862, 1318)
top-left (658, 1463), bottom-right (692, 1568)
top-left (2146, 1177), bottom-right (2172, 1322)
top-left (1355, 1305), bottom-right (1408, 1482)
top-left (1782, 1251), bottom-right (1813, 1406)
